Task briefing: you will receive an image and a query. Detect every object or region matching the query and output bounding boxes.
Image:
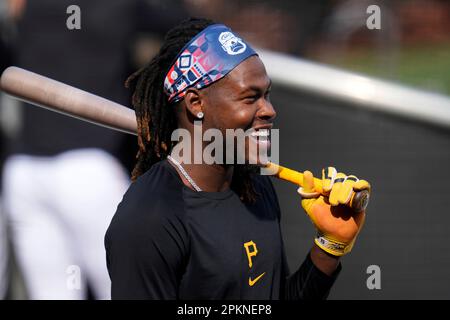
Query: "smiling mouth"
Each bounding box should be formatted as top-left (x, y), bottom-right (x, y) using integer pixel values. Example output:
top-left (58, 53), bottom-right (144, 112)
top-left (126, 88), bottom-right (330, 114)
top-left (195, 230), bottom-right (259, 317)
top-left (250, 128), bottom-right (270, 137)
top-left (249, 128), bottom-right (271, 146)
top-left (248, 128), bottom-right (271, 157)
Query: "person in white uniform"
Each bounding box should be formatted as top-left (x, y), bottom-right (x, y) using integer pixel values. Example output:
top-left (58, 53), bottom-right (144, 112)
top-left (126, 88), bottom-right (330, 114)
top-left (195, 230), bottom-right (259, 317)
top-left (1, 0), bottom-right (137, 299)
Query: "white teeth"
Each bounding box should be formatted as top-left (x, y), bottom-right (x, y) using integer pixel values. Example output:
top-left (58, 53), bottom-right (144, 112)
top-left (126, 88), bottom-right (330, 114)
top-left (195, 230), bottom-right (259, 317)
top-left (251, 129), bottom-right (270, 137)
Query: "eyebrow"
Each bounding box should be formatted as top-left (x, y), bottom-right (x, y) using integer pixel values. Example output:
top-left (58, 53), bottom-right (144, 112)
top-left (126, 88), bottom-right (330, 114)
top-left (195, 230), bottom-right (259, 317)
top-left (241, 79), bottom-right (272, 94)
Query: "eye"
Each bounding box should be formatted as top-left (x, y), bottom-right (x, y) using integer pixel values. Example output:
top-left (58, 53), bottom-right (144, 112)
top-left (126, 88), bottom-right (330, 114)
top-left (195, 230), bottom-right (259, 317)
top-left (264, 90), bottom-right (271, 100)
top-left (244, 95), bottom-right (259, 103)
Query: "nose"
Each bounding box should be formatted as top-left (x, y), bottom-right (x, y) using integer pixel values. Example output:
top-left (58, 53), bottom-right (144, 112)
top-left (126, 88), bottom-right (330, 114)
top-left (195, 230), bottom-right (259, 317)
top-left (257, 99), bottom-right (277, 122)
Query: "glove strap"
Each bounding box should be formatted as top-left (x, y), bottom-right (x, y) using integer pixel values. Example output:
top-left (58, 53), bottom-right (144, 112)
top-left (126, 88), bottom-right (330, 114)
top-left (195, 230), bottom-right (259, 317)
top-left (314, 233), bottom-right (354, 257)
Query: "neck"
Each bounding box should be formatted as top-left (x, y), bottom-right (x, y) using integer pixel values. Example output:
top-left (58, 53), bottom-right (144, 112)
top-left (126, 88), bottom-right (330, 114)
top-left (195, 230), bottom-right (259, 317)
top-left (182, 162), bottom-right (234, 192)
top-left (169, 157), bottom-right (234, 192)
top-left (168, 153), bottom-right (233, 192)
top-left (170, 123), bottom-right (234, 192)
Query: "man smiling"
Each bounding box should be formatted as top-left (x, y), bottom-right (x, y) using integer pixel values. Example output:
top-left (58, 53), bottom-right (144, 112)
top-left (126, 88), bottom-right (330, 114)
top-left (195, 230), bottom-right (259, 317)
top-left (105, 18), bottom-right (369, 299)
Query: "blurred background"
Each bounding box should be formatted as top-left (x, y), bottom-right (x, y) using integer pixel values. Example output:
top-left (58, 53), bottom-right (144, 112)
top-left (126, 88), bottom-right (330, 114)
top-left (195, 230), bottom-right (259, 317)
top-left (0, 0), bottom-right (449, 299)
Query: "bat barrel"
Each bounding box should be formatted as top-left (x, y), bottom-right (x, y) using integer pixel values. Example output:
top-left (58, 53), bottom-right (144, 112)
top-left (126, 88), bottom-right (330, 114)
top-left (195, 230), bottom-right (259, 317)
top-left (0, 66), bottom-right (137, 135)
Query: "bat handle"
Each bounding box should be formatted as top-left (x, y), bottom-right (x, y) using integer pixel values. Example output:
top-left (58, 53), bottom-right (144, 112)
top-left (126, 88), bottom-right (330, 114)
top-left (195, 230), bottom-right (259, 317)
top-left (264, 162), bottom-right (370, 213)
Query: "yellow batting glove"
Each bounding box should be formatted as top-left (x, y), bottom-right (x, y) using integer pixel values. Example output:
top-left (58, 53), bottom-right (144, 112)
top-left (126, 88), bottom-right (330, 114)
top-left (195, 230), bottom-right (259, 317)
top-left (298, 167), bottom-right (370, 256)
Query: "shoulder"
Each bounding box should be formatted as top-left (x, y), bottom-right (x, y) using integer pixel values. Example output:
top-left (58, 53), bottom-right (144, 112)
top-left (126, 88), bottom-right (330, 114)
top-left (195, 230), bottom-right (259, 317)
top-left (123, 160), bottom-right (182, 206)
top-left (105, 160), bottom-right (188, 249)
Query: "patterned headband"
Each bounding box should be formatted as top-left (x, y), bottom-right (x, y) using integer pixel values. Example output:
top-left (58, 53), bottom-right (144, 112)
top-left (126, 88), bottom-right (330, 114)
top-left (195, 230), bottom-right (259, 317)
top-left (163, 24), bottom-right (258, 103)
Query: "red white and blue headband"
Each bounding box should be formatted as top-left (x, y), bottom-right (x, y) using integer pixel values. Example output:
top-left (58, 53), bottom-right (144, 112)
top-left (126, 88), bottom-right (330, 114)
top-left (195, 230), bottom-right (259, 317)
top-left (163, 24), bottom-right (258, 103)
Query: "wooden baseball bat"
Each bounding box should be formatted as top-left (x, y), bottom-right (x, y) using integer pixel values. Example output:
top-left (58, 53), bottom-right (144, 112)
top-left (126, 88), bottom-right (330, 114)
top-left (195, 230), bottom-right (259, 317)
top-left (0, 66), bottom-right (369, 212)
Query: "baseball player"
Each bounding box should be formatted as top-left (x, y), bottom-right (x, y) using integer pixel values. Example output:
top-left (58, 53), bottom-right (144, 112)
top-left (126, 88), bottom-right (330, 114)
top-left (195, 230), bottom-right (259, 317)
top-left (105, 18), bottom-right (370, 299)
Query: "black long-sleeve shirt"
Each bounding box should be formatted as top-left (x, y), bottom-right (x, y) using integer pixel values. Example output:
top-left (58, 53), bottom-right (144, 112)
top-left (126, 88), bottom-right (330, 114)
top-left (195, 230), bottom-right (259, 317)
top-left (105, 160), bottom-right (340, 299)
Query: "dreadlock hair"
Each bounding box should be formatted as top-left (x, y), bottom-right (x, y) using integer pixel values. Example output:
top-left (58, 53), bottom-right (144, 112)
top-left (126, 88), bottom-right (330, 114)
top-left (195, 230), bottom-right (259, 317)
top-left (125, 17), bottom-right (258, 203)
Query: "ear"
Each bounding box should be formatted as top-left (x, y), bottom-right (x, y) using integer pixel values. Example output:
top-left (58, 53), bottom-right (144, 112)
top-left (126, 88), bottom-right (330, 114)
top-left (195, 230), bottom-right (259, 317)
top-left (184, 88), bottom-right (205, 119)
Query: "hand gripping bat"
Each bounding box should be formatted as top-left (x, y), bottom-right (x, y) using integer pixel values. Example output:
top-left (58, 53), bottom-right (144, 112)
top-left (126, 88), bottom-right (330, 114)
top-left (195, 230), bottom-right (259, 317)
top-left (0, 67), bottom-right (369, 212)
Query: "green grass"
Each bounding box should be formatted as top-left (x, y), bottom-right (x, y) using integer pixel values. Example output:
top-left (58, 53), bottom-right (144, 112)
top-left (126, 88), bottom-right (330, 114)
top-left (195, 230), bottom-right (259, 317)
top-left (317, 43), bottom-right (450, 95)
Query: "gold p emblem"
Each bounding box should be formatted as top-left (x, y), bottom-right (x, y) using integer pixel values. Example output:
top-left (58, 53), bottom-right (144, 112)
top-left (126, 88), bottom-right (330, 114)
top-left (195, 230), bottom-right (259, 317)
top-left (244, 240), bottom-right (258, 268)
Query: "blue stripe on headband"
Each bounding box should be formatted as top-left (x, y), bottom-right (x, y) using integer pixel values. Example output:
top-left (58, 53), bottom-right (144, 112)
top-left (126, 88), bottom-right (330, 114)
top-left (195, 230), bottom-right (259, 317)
top-left (163, 24), bottom-right (258, 103)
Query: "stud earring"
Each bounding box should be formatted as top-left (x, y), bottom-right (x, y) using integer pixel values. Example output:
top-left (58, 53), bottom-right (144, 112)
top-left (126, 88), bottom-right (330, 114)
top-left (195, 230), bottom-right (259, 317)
top-left (197, 112), bottom-right (204, 119)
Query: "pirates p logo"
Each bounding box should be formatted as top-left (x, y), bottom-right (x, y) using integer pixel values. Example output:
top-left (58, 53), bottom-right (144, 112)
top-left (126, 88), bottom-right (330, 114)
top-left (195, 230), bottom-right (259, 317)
top-left (244, 240), bottom-right (258, 268)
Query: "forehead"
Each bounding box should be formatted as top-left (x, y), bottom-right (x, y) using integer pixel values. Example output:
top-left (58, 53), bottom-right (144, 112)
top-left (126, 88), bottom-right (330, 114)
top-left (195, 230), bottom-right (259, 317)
top-left (219, 56), bottom-right (270, 92)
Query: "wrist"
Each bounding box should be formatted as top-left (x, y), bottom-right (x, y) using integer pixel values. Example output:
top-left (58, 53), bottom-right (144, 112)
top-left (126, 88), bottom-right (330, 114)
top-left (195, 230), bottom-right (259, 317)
top-left (314, 232), bottom-right (355, 257)
top-left (310, 243), bottom-right (340, 276)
